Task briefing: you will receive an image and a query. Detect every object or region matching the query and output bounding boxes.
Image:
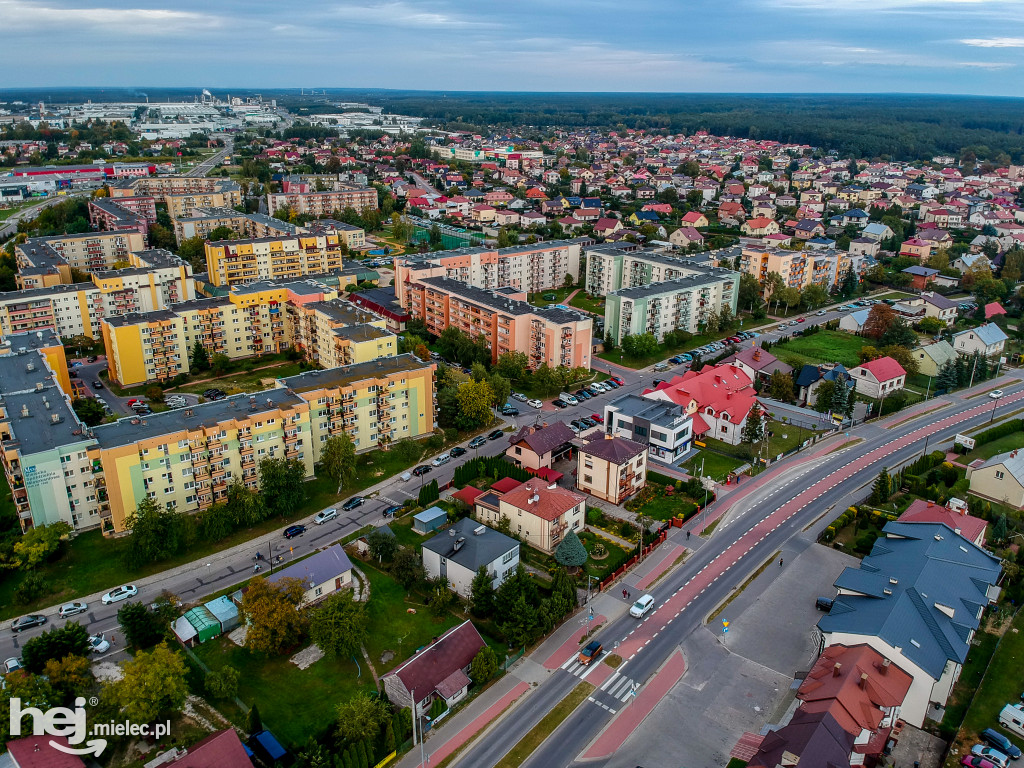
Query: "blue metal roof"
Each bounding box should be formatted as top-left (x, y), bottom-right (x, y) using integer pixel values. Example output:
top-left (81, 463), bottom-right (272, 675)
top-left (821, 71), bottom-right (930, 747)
top-left (819, 522), bottom-right (1000, 679)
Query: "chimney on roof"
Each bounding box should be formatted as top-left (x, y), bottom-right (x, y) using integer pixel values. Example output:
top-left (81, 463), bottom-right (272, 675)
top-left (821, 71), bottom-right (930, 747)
top-left (859, 672), bottom-right (869, 689)
top-left (752, 347), bottom-right (761, 362)
top-left (833, 662), bottom-right (842, 677)
top-left (881, 658), bottom-right (890, 674)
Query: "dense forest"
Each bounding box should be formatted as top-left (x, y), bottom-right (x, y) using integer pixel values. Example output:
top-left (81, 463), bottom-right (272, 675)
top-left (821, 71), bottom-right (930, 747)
top-left (4, 88), bottom-right (1024, 163)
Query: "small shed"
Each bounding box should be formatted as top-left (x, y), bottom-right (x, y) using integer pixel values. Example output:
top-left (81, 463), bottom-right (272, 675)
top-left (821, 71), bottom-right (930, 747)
top-left (172, 616), bottom-right (198, 647)
top-left (184, 606), bottom-right (221, 643)
top-left (356, 524), bottom-right (395, 556)
top-left (251, 730), bottom-right (288, 766)
top-left (205, 595), bottom-right (240, 633)
top-left (413, 506), bottom-right (447, 534)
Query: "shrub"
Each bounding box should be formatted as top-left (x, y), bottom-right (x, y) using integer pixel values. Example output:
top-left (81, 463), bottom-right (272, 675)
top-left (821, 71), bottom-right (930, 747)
top-left (14, 571), bottom-right (49, 605)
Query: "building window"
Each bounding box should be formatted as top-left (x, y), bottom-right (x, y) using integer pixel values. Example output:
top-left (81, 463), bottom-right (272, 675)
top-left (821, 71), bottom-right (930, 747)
top-left (584, 474), bottom-right (592, 484)
top-left (996, 470), bottom-right (1005, 480)
top-left (502, 550), bottom-right (515, 564)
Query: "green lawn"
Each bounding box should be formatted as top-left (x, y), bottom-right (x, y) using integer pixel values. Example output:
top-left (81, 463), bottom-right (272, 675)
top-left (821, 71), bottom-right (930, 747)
top-left (698, 419), bottom-right (818, 466)
top-left (635, 490), bottom-right (698, 522)
top-left (769, 330), bottom-right (864, 368)
top-left (940, 625), bottom-right (1001, 740)
top-left (964, 432), bottom-right (1024, 462)
top-left (956, 609), bottom-right (1024, 751)
top-left (597, 331), bottom-right (735, 370)
top-left (171, 362), bottom-right (307, 396)
top-left (579, 530), bottom-right (633, 581)
top-left (0, 198), bottom-right (51, 221)
top-left (683, 450), bottom-right (744, 481)
top-left (569, 293), bottom-right (606, 316)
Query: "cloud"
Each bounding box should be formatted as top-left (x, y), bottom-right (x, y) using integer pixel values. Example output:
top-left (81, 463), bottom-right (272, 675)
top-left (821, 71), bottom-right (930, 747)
top-left (329, 2), bottom-right (498, 29)
top-left (0, 0), bottom-right (221, 33)
top-left (757, 40), bottom-right (1013, 70)
top-left (961, 37), bottom-right (1024, 47)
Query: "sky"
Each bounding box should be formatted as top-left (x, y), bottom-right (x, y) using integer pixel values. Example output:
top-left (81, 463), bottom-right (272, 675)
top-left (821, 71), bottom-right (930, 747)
top-left (4, 0), bottom-right (1024, 95)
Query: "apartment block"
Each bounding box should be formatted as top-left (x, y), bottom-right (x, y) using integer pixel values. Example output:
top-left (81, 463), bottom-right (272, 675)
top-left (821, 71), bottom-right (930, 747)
top-left (204, 232), bottom-right (358, 287)
top-left (89, 354), bottom-right (435, 533)
top-left (739, 246), bottom-right (871, 292)
top-left (304, 219), bottom-right (368, 251)
top-left (394, 239), bottom-right (589, 306)
top-left (584, 244), bottom-right (716, 296)
top-left (16, 231), bottom-right (147, 287)
top-left (288, 298), bottom-right (396, 370)
top-left (404, 276), bottom-right (592, 370)
top-left (87, 197), bottom-right (151, 240)
top-left (0, 248), bottom-right (195, 339)
top-left (604, 265), bottom-right (740, 345)
top-left (266, 186), bottom-right (378, 218)
top-left (110, 176), bottom-right (243, 216)
top-left (171, 207), bottom-right (302, 242)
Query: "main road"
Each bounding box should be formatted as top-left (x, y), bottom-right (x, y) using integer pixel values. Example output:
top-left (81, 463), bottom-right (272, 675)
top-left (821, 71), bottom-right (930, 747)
top-left (185, 137), bottom-right (234, 178)
top-left (444, 375), bottom-right (1023, 768)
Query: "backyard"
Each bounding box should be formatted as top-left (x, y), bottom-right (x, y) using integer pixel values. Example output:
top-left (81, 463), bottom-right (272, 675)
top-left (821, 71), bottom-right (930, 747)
top-left (768, 330), bottom-right (864, 369)
top-left (579, 529), bottom-right (634, 581)
top-left (962, 431), bottom-right (1024, 463)
top-left (682, 449), bottom-right (745, 481)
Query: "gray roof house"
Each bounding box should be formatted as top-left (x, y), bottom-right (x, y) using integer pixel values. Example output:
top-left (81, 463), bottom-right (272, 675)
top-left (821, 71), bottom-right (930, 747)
top-left (267, 543), bottom-right (354, 605)
top-left (967, 449), bottom-right (1024, 509)
top-left (952, 323), bottom-right (1008, 358)
top-left (818, 521), bottom-right (1001, 726)
top-left (421, 517), bottom-right (520, 598)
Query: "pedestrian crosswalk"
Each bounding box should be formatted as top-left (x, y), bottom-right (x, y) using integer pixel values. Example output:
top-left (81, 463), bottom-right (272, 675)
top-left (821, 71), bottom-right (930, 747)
top-left (560, 656), bottom-right (595, 678)
top-left (586, 672), bottom-right (636, 714)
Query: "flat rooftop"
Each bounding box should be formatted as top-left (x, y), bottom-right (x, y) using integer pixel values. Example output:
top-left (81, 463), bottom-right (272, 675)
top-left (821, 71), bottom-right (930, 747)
top-left (279, 353), bottom-right (432, 393)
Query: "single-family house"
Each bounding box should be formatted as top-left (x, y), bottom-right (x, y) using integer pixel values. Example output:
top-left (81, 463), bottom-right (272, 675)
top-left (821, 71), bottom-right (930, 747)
top-left (951, 323), bottom-right (1007, 358)
top-left (144, 729), bottom-right (253, 768)
top-left (720, 345), bottom-right (793, 384)
top-left (920, 292), bottom-right (959, 326)
top-left (899, 498), bottom-right (987, 547)
top-left (849, 237), bottom-right (880, 257)
top-left (748, 711), bottom-right (854, 768)
top-left (603, 393), bottom-right (693, 462)
top-left (862, 222), bottom-right (894, 242)
top-left (899, 238), bottom-right (933, 260)
top-left (420, 517), bottom-right (519, 597)
top-left (818, 522), bottom-right (1001, 726)
top-left (267, 543), bottom-right (353, 605)
top-left (848, 357), bottom-right (906, 399)
top-left (984, 302), bottom-right (1007, 321)
top-left (967, 449), bottom-right (1024, 509)
top-left (506, 421), bottom-right (576, 471)
top-left (794, 364), bottom-right (852, 407)
top-left (911, 340), bottom-right (957, 378)
top-left (594, 217), bottom-right (623, 237)
top-left (952, 252), bottom-right (991, 274)
top-left (576, 434), bottom-right (648, 504)
top-left (4, 737), bottom-right (86, 768)
top-left (901, 265), bottom-right (938, 291)
top-left (475, 476), bottom-right (586, 554)
top-left (669, 226), bottom-right (704, 248)
top-left (680, 211), bottom-right (709, 228)
top-left (643, 364), bottom-right (760, 446)
top-left (740, 217), bottom-right (780, 237)
top-left (839, 308), bottom-right (871, 334)
top-left (382, 620), bottom-right (487, 716)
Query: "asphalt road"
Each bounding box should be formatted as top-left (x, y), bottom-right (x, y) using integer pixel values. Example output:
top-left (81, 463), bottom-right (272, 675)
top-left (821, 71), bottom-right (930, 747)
top-left (0, 192), bottom-right (88, 241)
top-left (446, 375), bottom-right (1024, 768)
top-left (185, 138), bottom-right (233, 178)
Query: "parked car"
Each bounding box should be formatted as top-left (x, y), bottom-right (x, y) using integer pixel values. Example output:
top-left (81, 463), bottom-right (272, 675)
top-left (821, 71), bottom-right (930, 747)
top-left (560, 393), bottom-right (579, 406)
top-left (964, 757), bottom-right (999, 768)
top-left (668, 356), bottom-right (684, 364)
top-left (653, 362), bottom-right (670, 372)
top-left (815, 596), bottom-right (834, 612)
top-left (610, 376), bottom-right (625, 385)
top-left (88, 634), bottom-right (110, 654)
top-left (990, 390), bottom-right (1004, 399)
top-left (630, 594), bottom-right (655, 618)
top-left (468, 436), bottom-right (487, 449)
top-left (571, 420), bottom-right (584, 430)
top-left (10, 615), bottom-right (46, 633)
top-left (314, 508), bottom-right (338, 525)
top-left (283, 524), bottom-right (306, 539)
top-left (57, 602), bottom-right (88, 619)
top-left (552, 399), bottom-right (568, 408)
top-left (92, 381), bottom-right (103, 389)
top-left (981, 729), bottom-right (1022, 759)
top-left (101, 585), bottom-right (138, 605)
top-left (432, 454), bottom-right (451, 467)
top-left (591, 413), bottom-right (604, 423)
top-left (341, 496), bottom-right (364, 510)
top-left (578, 640), bottom-right (603, 665)
top-left (527, 399), bottom-right (543, 409)
top-left (511, 392), bottom-right (528, 402)
top-left (589, 383), bottom-right (607, 393)
top-left (973, 746), bottom-right (1011, 768)
top-left (383, 505), bottom-right (403, 517)
top-left (87, 355), bottom-right (98, 363)
top-left (817, 309), bottom-right (827, 316)
top-left (488, 429), bottom-right (505, 441)
top-left (450, 446), bottom-right (467, 457)
top-left (574, 389), bottom-right (591, 400)
top-left (3, 657), bottom-right (22, 674)
top-left (412, 465), bottom-right (432, 476)
top-left (604, 380), bottom-right (620, 389)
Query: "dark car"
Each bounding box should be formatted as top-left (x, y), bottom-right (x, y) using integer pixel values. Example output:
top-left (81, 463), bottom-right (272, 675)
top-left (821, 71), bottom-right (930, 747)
top-left (450, 446), bottom-right (467, 457)
top-left (604, 379), bottom-right (620, 389)
top-left (552, 399), bottom-right (568, 408)
top-left (578, 640), bottom-right (603, 666)
top-left (668, 356), bottom-right (684, 364)
top-left (468, 436), bottom-right (487, 449)
top-left (341, 496), bottom-right (364, 511)
top-left (501, 404), bottom-right (519, 416)
top-left (488, 429), bottom-right (505, 441)
top-left (412, 465), bottom-right (432, 476)
top-left (383, 505), bottom-right (403, 517)
top-left (87, 355), bottom-right (98, 363)
top-left (11, 615), bottom-right (47, 633)
top-left (815, 596), bottom-right (834, 612)
top-left (574, 389), bottom-right (592, 400)
top-left (92, 381), bottom-right (103, 389)
top-left (283, 524), bottom-right (306, 539)
top-left (202, 388), bottom-right (221, 399)
top-left (580, 417), bottom-right (597, 428)
top-left (981, 730), bottom-right (1022, 759)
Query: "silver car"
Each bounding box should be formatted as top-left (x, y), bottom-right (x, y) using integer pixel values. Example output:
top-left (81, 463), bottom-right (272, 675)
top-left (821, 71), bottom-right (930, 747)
top-left (58, 601), bottom-right (88, 619)
top-left (314, 508), bottom-right (338, 525)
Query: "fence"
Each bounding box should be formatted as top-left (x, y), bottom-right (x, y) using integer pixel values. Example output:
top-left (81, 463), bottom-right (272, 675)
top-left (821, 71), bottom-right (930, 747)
top-left (597, 526), bottom-right (669, 592)
top-left (502, 646), bottom-right (525, 671)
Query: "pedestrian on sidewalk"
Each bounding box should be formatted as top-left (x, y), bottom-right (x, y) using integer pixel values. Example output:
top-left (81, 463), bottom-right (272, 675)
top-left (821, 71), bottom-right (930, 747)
top-left (779, 558), bottom-right (783, 567)
top-left (622, 588), bottom-right (627, 599)
top-left (686, 530), bottom-right (691, 540)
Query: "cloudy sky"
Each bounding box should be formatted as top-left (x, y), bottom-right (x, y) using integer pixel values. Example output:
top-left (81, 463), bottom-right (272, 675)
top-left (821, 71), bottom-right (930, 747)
top-left (5, 0), bottom-right (1024, 95)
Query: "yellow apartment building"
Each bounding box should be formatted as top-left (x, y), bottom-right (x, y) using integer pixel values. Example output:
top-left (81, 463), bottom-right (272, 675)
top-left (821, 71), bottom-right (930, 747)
top-left (204, 232), bottom-right (360, 287)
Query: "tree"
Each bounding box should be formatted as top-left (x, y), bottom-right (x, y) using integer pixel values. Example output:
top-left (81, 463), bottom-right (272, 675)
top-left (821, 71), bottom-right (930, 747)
top-left (391, 547), bottom-right (426, 590)
top-left (111, 642), bottom-right (189, 723)
top-left (258, 457), bottom-right (306, 518)
top-left (210, 353), bottom-right (231, 375)
top-left (335, 691), bottom-right (391, 744)
top-left (801, 284), bottom-right (829, 310)
top-left (320, 434), bottom-right (357, 493)
top-left (117, 600), bottom-right (169, 649)
top-left (427, 577), bottom-right (456, 617)
top-left (502, 594), bottom-right (539, 647)
top-left (703, 308), bottom-right (720, 334)
top-left (246, 703), bottom-right (263, 734)
top-left (830, 378), bottom-right (850, 417)
top-left (879, 317), bottom-right (916, 348)
top-left (862, 303), bottom-right (897, 340)
top-left (777, 286), bottom-right (801, 313)
top-left (366, 529), bottom-right (398, 562)
top-left (190, 339), bottom-right (210, 371)
top-left (532, 363), bottom-right (558, 395)
top-left (205, 666), bottom-right (240, 699)
top-left (308, 590), bottom-right (368, 659)
top-left (812, 380), bottom-right (835, 413)
top-left (554, 529), bottom-right (588, 568)
top-left (456, 379), bottom-right (494, 430)
top-left (738, 273), bottom-right (763, 313)
top-left (72, 397), bottom-right (105, 426)
top-left (470, 565), bottom-right (495, 617)
top-left (124, 497), bottom-right (188, 568)
top-left (871, 467), bottom-right (891, 504)
top-left (207, 225), bottom-right (236, 242)
top-left (44, 655), bottom-right (93, 705)
top-left (880, 344), bottom-right (919, 377)
top-left (495, 351), bottom-right (528, 383)
top-left (12, 521), bottom-right (71, 569)
top-left (176, 236), bottom-right (206, 268)
top-left (993, 514), bottom-right (1009, 544)
top-left (239, 576), bottom-right (308, 655)
top-left (841, 264), bottom-right (858, 298)
top-left (917, 316), bottom-right (945, 335)
top-left (21, 622), bottom-right (90, 674)
top-left (767, 371), bottom-right (795, 402)
top-left (762, 271), bottom-right (785, 303)
top-left (0, 672), bottom-right (57, 743)
top-left (470, 645), bottom-right (499, 685)
top-left (740, 405), bottom-right (766, 452)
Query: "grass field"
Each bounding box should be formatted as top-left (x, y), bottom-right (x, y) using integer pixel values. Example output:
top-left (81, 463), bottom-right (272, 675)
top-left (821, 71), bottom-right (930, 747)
top-left (635, 491), bottom-right (698, 522)
top-left (171, 362), bottom-right (307, 396)
top-left (683, 450), bottom-right (744, 481)
top-left (569, 293), bottom-right (606, 316)
top-left (0, 198), bottom-right (51, 221)
top-left (964, 432), bottom-right (1024, 462)
top-left (770, 330), bottom-right (865, 368)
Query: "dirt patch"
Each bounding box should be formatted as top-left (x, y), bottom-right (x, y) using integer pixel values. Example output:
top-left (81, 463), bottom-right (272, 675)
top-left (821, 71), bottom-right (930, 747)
top-left (380, 650), bottom-right (395, 665)
top-left (93, 660), bottom-right (123, 682)
top-left (227, 625), bottom-right (248, 647)
top-left (291, 644), bottom-right (324, 670)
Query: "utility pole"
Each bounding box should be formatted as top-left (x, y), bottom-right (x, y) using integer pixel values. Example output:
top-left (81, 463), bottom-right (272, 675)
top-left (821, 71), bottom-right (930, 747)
top-left (924, 375), bottom-right (932, 401)
top-left (968, 354), bottom-right (979, 389)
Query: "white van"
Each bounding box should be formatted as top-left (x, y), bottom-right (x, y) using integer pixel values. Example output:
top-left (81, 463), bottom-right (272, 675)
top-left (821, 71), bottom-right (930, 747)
top-left (559, 392), bottom-right (579, 406)
top-left (999, 704), bottom-right (1024, 739)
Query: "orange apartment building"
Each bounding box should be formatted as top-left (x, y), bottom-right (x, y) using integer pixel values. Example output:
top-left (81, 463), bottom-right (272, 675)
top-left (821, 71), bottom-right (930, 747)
top-left (404, 276), bottom-right (592, 370)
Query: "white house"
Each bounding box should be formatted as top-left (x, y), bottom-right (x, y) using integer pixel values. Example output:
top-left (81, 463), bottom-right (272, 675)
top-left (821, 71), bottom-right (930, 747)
top-left (420, 517), bottom-right (519, 597)
top-left (952, 323), bottom-right (1008, 359)
top-left (848, 356), bottom-right (906, 399)
top-left (603, 393), bottom-right (693, 462)
top-left (266, 544), bottom-right (353, 605)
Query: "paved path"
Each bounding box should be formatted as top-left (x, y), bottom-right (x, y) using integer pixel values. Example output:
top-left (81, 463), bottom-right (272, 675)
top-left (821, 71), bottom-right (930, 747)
top-left (421, 681), bottom-right (531, 767)
top-left (542, 614), bottom-right (607, 670)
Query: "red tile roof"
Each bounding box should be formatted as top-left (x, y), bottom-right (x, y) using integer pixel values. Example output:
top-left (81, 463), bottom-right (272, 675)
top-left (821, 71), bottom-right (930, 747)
top-left (5, 738), bottom-right (85, 768)
top-left (899, 499), bottom-right (987, 545)
top-left (856, 356), bottom-right (906, 382)
top-left (451, 486), bottom-right (485, 506)
top-left (500, 476), bottom-right (586, 522)
top-left (172, 729), bottom-right (252, 768)
top-left (647, 364), bottom-right (757, 424)
top-left (985, 302), bottom-right (1007, 319)
top-left (490, 476), bottom-right (523, 494)
top-left (385, 621), bottom-right (486, 700)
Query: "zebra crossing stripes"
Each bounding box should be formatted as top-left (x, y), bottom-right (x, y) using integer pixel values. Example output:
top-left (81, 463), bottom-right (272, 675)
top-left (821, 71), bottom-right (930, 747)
top-left (599, 671), bottom-right (636, 702)
top-left (588, 696), bottom-right (617, 714)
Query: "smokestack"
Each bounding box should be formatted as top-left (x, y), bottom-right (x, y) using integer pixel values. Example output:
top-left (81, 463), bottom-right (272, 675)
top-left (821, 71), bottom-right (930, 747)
top-left (859, 672), bottom-right (868, 689)
top-left (881, 659), bottom-right (890, 675)
top-left (833, 663), bottom-right (841, 677)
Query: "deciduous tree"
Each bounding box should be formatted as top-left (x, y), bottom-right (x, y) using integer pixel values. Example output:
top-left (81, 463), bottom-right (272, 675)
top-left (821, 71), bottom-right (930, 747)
top-left (862, 303), bottom-right (897, 340)
top-left (44, 655), bottom-right (93, 705)
top-left (320, 434), bottom-right (357, 492)
top-left (110, 643), bottom-right (188, 723)
top-left (308, 590), bottom-right (368, 659)
top-left (12, 521), bottom-right (71, 569)
top-left (21, 622), bottom-right (90, 674)
top-left (470, 646), bottom-right (499, 685)
top-left (335, 691), bottom-right (391, 744)
top-left (456, 379), bottom-right (494, 430)
top-left (239, 576), bottom-right (308, 655)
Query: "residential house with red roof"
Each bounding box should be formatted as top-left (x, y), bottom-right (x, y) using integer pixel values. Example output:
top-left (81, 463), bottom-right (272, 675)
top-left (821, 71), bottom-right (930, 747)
top-left (899, 498), bottom-right (987, 547)
top-left (576, 434), bottom-right (648, 504)
top-left (848, 357), bottom-right (906, 399)
top-left (3, 737), bottom-right (85, 768)
top-left (473, 476), bottom-right (586, 554)
top-left (680, 211), bottom-right (709, 228)
top-left (740, 217), bottom-right (780, 237)
top-left (505, 422), bottom-right (577, 471)
top-left (141, 729), bottom-right (252, 768)
top-left (593, 217), bottom-right (623, 237)
top-left (382, 620), bottom-right (487, 716)
top-left (643, 364), bottom-right (759, 446)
